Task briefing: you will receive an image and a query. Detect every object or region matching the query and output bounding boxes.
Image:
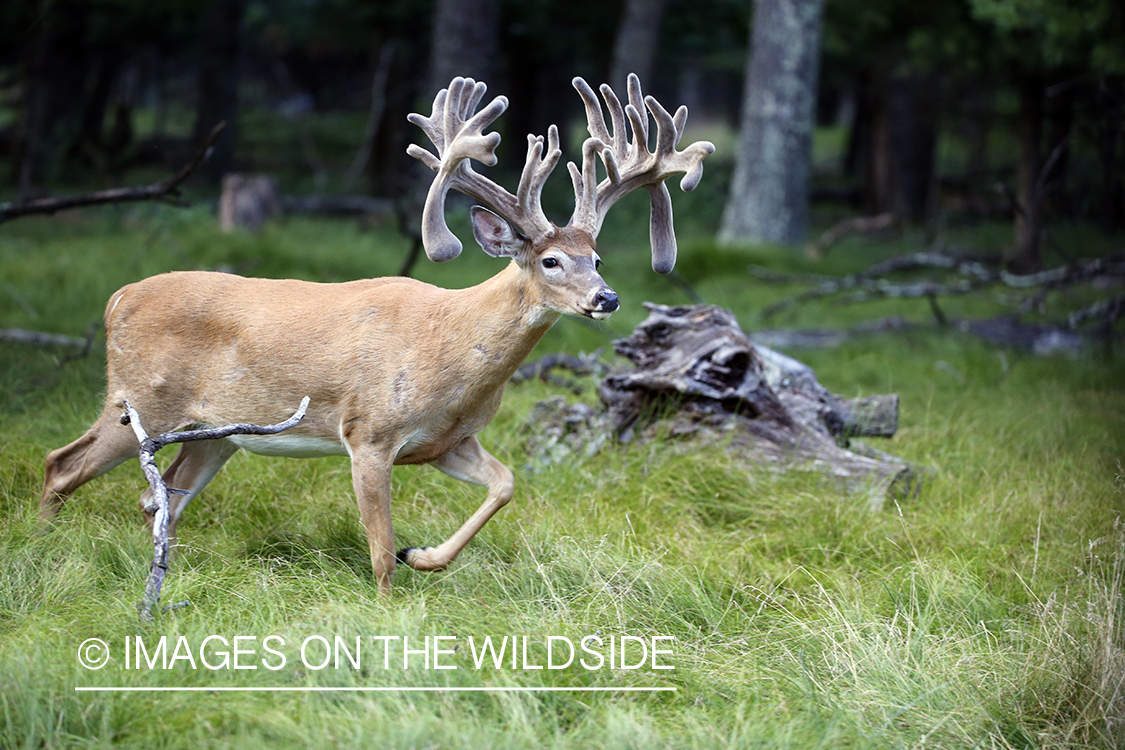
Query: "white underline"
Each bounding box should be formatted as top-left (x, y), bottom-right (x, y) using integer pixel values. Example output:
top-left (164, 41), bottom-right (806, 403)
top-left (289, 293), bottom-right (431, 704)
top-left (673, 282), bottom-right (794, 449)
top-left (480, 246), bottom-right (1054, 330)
top-left (75, 686), bottom-right (675, 693)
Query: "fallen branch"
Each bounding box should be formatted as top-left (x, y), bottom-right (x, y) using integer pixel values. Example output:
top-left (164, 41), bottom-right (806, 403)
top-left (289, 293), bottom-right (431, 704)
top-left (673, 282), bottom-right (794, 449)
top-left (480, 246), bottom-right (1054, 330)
top-left (121, 396), bottom-right (309, 620)
top-left (342, 42), bottom-right (396, 191)
top-left (760, 251), bottom-right (1125, 326)
top-left (511, 350), bottom-right (609, 391)
top-left (0, 327), bottom-right (96, 348)
top-left (0, 122), bottom-right (225, 224)
top-left (806, 212), bottom-right (895, 259)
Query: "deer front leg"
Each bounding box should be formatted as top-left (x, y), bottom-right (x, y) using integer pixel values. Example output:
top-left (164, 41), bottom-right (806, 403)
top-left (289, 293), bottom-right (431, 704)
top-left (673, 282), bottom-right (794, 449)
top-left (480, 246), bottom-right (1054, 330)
top-left (349, 447), bottom-right (397, 594)
top-left (399, 436), bottom-right (514, 572)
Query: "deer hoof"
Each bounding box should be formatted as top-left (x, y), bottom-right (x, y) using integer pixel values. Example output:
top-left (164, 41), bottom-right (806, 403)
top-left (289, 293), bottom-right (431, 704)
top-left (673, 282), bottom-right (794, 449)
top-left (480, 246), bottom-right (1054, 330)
top-left (397, 547), bottom-right (448, 571)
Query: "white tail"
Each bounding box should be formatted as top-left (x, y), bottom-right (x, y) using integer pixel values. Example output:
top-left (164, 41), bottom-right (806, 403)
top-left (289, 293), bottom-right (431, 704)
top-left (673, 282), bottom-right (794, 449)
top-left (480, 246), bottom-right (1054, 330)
top-left (40, 75), bottom-right (714, 594)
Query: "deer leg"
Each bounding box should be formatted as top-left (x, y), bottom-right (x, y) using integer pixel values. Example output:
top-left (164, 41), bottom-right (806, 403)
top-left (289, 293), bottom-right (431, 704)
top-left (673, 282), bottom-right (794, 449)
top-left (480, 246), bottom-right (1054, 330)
top-left (140, 439), bottom-right (239, 544)
top-left (349, 447), bottom-right (397, 594)
top-left (400, 436), bottom-right (514, 573)
top-left (40, 410), bottom-right (139, 523)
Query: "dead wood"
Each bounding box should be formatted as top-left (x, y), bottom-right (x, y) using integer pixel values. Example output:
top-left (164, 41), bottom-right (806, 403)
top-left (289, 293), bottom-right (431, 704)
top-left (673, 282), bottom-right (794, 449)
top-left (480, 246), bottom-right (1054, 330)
top-left (218, 173), bottom-right (280, 232)
top-left (342, 43), bottom-right (396, 191)
top-left (522, 304), bottom-right (915, 505)
top-left (121, 397), bottom-right (309, 620)
top-left (758, 251), bottom-right (1125, 332)
top-left (807, 212), bottom-right (896, 259)
top-left (0, 123), bottom-right (225, 224)
top-left (511, 351), bottom-right (609, 385)
top-left (0, 327), bottom-right (96, 348)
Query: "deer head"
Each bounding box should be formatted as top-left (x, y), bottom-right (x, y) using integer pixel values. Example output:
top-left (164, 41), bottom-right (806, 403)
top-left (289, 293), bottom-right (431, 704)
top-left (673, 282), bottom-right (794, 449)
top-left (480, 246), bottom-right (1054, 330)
top-left (407, 73), bottom-right (715, 290)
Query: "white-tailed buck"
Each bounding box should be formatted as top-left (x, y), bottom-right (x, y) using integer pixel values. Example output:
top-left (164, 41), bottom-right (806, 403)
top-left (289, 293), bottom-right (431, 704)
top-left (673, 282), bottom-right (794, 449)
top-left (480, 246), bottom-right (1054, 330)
top-left (40, 74), bottom-right (714, 593)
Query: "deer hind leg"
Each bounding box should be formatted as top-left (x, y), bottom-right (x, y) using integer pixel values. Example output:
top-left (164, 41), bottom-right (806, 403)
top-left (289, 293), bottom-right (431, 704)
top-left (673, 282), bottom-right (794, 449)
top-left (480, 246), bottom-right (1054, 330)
top-left (140, 439), bottom-right (239, 544)
top-left (400, 435), bottom-right (514, 573)
top-left (40, 409), bottom-right (140, 523)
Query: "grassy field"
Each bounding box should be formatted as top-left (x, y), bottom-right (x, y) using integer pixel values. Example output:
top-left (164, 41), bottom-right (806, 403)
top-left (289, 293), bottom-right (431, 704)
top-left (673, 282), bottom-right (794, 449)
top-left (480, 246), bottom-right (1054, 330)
top-left (1, 197), bottom-right (1123, 748)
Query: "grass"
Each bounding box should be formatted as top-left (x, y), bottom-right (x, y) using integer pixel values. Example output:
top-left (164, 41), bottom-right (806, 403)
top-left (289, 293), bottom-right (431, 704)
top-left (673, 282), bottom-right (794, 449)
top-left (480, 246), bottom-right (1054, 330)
top-left (1, 198), bottom-right (1123, 748)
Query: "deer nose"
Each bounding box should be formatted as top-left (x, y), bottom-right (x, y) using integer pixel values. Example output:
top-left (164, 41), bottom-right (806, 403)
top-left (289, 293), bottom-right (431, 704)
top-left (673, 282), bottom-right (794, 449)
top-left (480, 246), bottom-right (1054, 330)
top-left (594, 289), bottom-right (619, 312)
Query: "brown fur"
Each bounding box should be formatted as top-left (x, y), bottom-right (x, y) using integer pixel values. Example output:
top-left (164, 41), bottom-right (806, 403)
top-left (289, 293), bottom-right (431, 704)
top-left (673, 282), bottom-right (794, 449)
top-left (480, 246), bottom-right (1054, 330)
top-left (40, 224), bottom-right (616, 593)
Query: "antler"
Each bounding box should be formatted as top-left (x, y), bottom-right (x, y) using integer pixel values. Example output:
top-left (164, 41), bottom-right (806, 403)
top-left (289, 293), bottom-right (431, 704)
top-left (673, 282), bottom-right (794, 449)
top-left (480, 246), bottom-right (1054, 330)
top-left (407, 77), bottom-right (562, 262)
top-left (568, 73), bottom-right (715, 274)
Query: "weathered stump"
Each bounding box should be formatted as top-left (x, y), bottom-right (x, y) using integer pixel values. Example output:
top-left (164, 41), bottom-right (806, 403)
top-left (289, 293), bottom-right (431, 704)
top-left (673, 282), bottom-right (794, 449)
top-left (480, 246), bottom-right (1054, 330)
top-left (218, 173), bottom-right (281, 232)
top-left (524, 303), bottom-right (916, 507)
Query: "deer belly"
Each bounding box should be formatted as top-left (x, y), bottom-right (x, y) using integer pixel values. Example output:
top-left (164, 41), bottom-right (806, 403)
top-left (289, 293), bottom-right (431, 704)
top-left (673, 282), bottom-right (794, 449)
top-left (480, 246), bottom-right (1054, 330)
top-left (226, 433), bottom-right (349, 458)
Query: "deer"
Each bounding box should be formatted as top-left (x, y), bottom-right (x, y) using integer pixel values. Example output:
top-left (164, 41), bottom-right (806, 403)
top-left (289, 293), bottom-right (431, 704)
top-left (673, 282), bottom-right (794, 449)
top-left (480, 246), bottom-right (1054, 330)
top-left (39, 74), bottom-right (714, 594)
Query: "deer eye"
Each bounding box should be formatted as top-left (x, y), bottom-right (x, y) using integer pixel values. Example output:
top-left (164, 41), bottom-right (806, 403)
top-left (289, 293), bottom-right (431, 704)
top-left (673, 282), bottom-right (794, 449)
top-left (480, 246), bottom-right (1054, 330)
top-left (542, 257), bottom-right (560, 269)
top-left (595, 258), bottom-right (603, 270)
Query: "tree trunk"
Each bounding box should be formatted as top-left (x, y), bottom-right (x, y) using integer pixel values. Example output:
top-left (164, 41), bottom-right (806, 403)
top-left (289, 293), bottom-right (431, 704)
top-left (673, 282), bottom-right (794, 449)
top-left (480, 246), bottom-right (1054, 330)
top-left (193, 0), bottom-right (246, 183)
top-left (428, 0), bottom-right (499, 95)
top-left (608, 0), bottom-right (669, 92)
top-left (863, 65), bottom-right (939, 222)
top-left (16, 3), bottom-right (91, 193)
top-left (719, 0), bottom-right (825, 248)
top-left (1012, 74), bottom-right (1044, 273)
top-left (1044, 78), bottom-right (1075, 218)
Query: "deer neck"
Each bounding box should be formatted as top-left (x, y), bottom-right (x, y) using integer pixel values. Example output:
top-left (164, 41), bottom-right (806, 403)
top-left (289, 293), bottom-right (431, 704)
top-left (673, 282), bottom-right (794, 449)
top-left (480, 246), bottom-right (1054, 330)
top-left (450, 261), bottom-right (560, 383)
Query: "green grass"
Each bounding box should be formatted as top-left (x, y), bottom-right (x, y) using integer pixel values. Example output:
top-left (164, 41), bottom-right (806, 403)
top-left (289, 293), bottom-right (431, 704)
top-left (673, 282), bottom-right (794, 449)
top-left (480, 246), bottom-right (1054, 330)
top-left (1, 202), bottom-right (1123, 748)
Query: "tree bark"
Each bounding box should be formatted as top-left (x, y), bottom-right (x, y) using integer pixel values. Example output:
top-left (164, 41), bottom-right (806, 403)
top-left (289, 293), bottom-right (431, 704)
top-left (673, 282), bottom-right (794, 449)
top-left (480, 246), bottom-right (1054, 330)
top-left (427, 0), bottom-right (499, 95)
top-left (1012, 73), bottom-right (1044, 273)
top-left (863, 65), bottom-right (940, 222)
top-left (16, 2), bottom-right (92, 193)
top-left (193, 0), bottom-right (246, 183)
top-left (719, 0), bottom-right (825, 248)
top-left (608, 0), bottom-right (669, 93)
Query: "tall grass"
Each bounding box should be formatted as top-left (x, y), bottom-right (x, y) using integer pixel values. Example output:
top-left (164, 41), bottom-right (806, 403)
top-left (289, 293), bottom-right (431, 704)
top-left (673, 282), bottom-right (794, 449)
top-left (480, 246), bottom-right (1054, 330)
top-left (1, 204), bottom-right (1123, 748)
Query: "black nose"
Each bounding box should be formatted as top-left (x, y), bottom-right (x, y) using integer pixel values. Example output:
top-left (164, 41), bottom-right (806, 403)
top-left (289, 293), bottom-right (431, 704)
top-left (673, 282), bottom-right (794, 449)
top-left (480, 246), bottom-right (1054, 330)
top-left (595, 289), bottom-right (620, 311)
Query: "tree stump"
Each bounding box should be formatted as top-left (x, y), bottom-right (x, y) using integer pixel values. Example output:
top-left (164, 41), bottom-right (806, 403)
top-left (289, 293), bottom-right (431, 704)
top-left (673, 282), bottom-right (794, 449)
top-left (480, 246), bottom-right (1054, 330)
top-left (523, 303), bottom-right (916, 507)
top-left (218, 173), bottom-right (280, 232)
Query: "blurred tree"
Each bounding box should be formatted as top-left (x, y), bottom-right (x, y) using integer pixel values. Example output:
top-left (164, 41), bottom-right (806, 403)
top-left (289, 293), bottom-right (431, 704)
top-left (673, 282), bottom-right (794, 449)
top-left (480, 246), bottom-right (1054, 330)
top-left (719, 0), bottom-right (825, 247)
top-left (968, 0), bottom-right (1125, 269)
top-left (608, 0), bottom-right (669, 93)
top-left (194, 0), bottom-right (247, 183)
top-left (822, 0), bottom-right (985, 224)
top-left (8, 0), bottom-right (208, 192)
top-left (428, 0), bottom-right (499, 94)
top-left (16, 1), bottom-right (93, 193)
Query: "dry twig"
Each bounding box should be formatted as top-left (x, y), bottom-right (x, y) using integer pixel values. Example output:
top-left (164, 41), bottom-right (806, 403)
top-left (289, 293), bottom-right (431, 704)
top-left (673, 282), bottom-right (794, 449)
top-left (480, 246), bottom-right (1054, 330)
top-left (121, 396), bottom-right (309, 620)
top-left (0, 122), bottom-right (225, 224)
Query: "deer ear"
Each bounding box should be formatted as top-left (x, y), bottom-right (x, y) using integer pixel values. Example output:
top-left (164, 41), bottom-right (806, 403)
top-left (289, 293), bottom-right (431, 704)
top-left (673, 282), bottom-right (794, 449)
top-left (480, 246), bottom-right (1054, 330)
top-left (470, 206), bottom-right (525, 259)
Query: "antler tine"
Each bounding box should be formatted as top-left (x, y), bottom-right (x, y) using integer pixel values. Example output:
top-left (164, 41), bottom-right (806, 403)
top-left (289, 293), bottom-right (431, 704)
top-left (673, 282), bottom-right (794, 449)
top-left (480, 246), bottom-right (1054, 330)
top-left (626, 74), bottom-right (648, 147)
top-left (517, 124), bottom-right (562, 237)
top-left (598, 84), bottom-right (629, 158)
top-left (567, 73), bottom-right (716, 274)
top-left (407, 77), bottom-right (560, 262)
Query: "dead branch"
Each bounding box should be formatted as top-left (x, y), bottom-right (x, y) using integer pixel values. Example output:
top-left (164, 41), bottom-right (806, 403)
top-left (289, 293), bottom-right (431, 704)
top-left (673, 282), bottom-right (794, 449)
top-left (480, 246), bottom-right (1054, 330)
top-left (760, 251), bottom-right (1125, 324)
top-left (1069, 293), bottom-right (1125, 329)
top-left (511, 350), bottom-right (609, 388)
top-left (806, 212), bottom-right (895, 259)
top-left (342, 43), bottom-right (396, 191)
top-left (121, 396), bottom-right (309, 620)
top-left (0, 327), bottom-right (95, 348)
top-left (0, 123), bottom-right (225, 224)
